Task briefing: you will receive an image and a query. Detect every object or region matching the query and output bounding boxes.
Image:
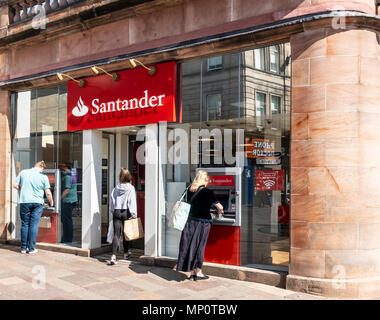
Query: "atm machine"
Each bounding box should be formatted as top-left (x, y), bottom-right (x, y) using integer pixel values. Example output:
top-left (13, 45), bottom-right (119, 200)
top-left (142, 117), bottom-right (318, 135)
top-left (36, 169), bottom-right (61, 244)
top-left (196, 167), bottom-right (242, 266)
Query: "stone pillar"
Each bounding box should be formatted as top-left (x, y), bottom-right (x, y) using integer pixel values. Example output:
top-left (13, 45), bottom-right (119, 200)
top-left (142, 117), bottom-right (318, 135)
top-left (82, 129), bottom-right (102, 249)
top-left (144, 124), bottom-right (159, 256)
top-left (0, 91), bottom-right (11, 240)
top-left (287, 27), bottom-right (380, 298)
top-left (0, 5), bottom-right (10, 26)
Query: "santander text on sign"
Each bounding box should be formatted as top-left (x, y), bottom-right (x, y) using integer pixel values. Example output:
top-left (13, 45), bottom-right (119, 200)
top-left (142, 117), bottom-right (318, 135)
top-left (208, 175), bottom-right (235, 186)
top-left (91, 90), bottom-right (166, 114)
top-left (67, 61), bottom-right (177, 131)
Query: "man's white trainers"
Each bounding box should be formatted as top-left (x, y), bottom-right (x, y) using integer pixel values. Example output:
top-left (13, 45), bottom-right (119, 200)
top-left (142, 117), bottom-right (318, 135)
top-left (28, 249), bottom-right (38, 254)
top-left (21, 250), bottom-right (27, 254)
top-left (109, 256), bottom-right (117, 265)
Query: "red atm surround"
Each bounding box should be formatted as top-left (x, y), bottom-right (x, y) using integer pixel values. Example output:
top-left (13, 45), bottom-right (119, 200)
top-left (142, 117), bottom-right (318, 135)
top-left (36, 211), bottom-right (58, 244)
top-left (200, 169), bottom-right (241, 266)
top-left (37, 169), bottom-right (60, 244)
top-left (204, 225), bottom-right (241, 266)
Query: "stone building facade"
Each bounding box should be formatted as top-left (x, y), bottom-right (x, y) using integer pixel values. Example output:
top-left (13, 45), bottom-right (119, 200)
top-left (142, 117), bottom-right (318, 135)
top-left (0, 0), bottom-right (379, 298)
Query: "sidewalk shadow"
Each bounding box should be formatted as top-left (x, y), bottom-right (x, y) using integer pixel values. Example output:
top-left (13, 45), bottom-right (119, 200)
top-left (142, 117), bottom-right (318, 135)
top-left (92, 251), bottom-right (189, 282)
top-left (0, 243), bottom-right (22, 253)
top-left (92, 254), bottom-right (110, 263)
top-left (92, 253), bottom-right (139, 264)
top-left (128, 261), bottom-right (188, 282)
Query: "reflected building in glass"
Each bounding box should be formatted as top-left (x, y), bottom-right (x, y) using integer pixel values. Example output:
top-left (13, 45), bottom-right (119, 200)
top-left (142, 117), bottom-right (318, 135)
top-left (163, 44), bottom-right (291, 268)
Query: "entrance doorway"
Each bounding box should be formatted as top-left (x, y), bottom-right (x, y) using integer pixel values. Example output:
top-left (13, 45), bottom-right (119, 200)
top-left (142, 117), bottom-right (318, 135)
top-left (129, 135), bottom-right (145, 250)
top-left (101, 127), bottom-right (145, 251)
top-left (101, 133), bottom-right (115, 244)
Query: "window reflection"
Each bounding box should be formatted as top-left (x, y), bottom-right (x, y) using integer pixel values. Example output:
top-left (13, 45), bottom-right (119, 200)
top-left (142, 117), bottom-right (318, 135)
top-left (254, 48), bottom-right (265, 70)
top-left (206, 94), bottom-right (222, 120)
top-left (12, 86), bottom-right (83, 248)
top-left (207, 56), bottom-right (223, 71)
top-left (163, 42), bottom-right (291, 269)
top-left (271, 95), bottom-right (281, 115)
top-left (255, 92), bottom-right (266, 117)
top-left (269, 45), bottom-right (280, 73)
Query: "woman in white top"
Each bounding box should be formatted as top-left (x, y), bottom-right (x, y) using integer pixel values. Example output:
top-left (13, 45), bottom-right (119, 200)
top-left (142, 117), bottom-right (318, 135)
top-left (108, 168), bottom-right (137, 265)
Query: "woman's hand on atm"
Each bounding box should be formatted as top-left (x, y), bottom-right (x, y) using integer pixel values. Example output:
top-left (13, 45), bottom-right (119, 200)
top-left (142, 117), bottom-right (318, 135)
top-left (215, 202), bottom-right (224, 215)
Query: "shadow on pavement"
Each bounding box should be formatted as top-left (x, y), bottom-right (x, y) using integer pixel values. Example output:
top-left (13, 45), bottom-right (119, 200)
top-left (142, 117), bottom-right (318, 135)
top-left (128, 261), bottom-right (189, 282)
top-left (91, 251), bottom-right (189, 282)
top-left (92, 253), bottom-right (140, 265)
top-left (0, 243), bottom-right (22, 253)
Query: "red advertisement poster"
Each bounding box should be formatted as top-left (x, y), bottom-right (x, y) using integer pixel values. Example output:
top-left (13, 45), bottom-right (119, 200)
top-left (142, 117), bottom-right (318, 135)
top-left (67, 61), bottom-right (177, 131)
top-left (255, 170), bottom-right (284, 191)
top-left (208, 175), bottom-right (234, 186)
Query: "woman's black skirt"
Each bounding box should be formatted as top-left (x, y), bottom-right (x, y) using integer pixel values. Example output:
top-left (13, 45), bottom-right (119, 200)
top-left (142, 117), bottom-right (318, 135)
top-left (176, 218), bottom-right (211, 272)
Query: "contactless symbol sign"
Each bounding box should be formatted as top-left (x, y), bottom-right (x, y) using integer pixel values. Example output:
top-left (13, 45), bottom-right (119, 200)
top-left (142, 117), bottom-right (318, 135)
top-left (255, 170), bottom-right (284, 191)
top-left (67, 61), bottom-right (177, 131)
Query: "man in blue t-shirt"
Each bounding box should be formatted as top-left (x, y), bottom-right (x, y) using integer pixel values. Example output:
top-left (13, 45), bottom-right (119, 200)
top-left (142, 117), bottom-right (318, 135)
top-left (13, 161), bottom-right (54, 254)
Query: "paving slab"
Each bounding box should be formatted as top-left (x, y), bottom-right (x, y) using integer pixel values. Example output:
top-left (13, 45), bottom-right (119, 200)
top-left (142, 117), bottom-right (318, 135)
top-left (0, 245), bottom-right (327, 300)
top-left (0, 276), bottom-right (27, 286)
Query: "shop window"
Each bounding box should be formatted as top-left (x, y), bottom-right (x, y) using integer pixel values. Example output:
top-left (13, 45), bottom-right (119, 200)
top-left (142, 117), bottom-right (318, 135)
top-left (206, 94), bottom-right (222, 120)
top-left (255, 92), bottom-right (266, 117)
top-left (270, 95), bottom-right (281, 115)
top-left (207, 56), bottom-right (223, 71)
top-left (162, 43), bottom-right (291, 270)
top-left (254, 48), bottom-right (265, 71)
top-left (269, 45), bottom-right (280, 74)
top-left (11, 85), bottom-right (83, 248)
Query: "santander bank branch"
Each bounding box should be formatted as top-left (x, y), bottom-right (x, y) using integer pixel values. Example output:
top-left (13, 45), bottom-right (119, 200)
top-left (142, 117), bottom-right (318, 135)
top-left (10, 45), bottom-right (291, 272)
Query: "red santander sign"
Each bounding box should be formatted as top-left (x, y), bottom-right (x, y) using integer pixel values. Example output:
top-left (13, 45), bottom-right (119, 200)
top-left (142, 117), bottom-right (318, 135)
top-left (67, 61), bottom-right (177, 131)
top-left (208, 175), bottom-right (235, 187)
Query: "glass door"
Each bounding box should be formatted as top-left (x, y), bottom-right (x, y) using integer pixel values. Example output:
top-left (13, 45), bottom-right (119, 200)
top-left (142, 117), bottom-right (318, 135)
top-left (128, 134), bottom-right (145, 250)
top-left (101, 133), bottom-right (115, 244)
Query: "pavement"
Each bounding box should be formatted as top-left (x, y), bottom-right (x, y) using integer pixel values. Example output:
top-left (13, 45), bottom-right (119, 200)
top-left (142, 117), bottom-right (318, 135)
top-left (0, 244), bottom-right (326, 300)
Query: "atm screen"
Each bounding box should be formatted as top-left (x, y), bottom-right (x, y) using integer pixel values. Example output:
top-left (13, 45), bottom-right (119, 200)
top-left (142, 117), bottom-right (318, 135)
top-left (213, 189), bottom-right (230, 210)
top-left (43, 173), bottom-right (56, 207)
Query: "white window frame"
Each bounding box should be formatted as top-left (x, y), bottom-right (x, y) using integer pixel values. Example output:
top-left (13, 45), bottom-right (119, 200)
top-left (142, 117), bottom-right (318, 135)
top-left (269, 45), bottom-right (280, 74)
top-left (270, 95), bottom-right (281, 115)
top-left (207, 56), bottom-right (223, 71)
top-left (255, 91), bottom-right (267, 117)
top-left (253, 48), bottom-right (266, 71)
top-left (206, 93), bottom-right (222, 121)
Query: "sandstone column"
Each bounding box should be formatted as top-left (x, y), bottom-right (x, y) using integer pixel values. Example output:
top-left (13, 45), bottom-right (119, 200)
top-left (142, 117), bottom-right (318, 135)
top-left (82, 129), bottom-right (102, 249)
top-left (0, 91), bottom-right (11, 240)
top-left (287, 27), bottom-right (380, 298)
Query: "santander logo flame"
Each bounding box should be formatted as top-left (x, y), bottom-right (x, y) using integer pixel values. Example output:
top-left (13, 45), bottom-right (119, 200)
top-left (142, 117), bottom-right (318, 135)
top-left (72, 97), bottom-right (89, 117)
